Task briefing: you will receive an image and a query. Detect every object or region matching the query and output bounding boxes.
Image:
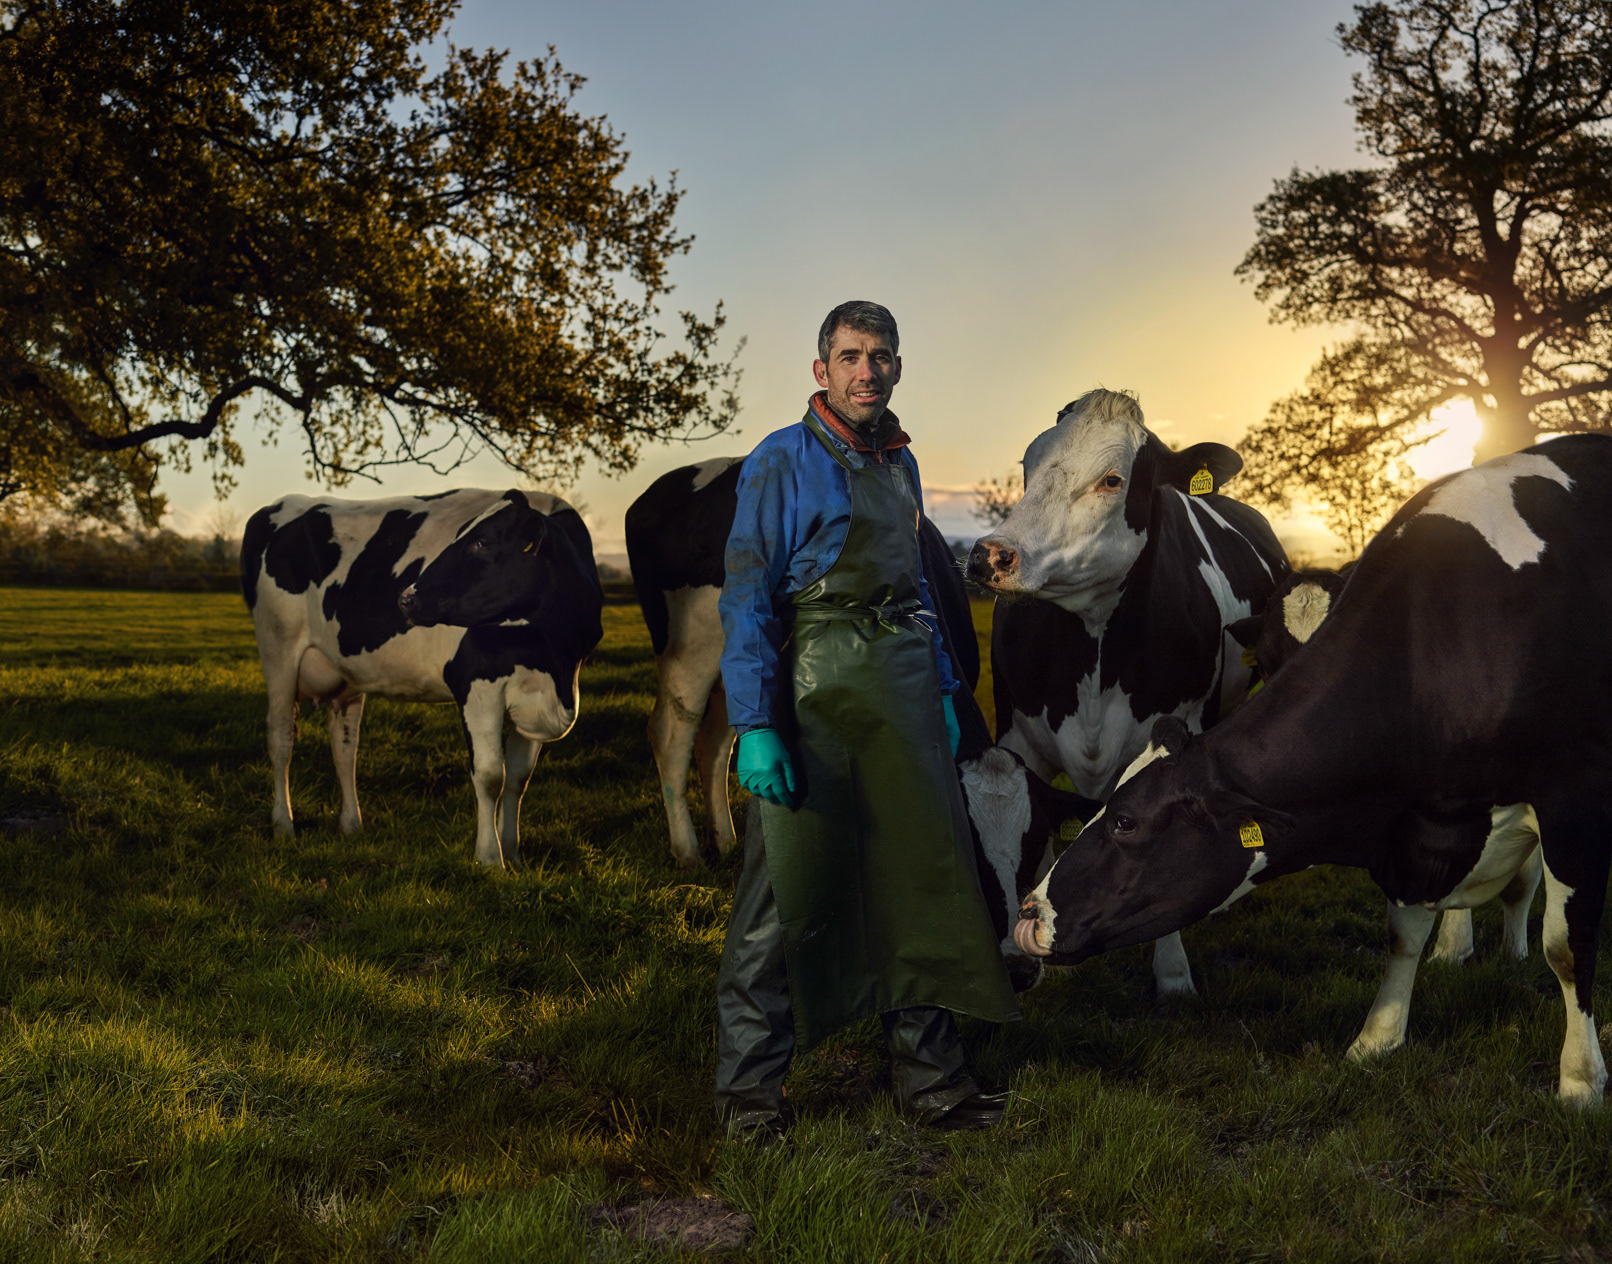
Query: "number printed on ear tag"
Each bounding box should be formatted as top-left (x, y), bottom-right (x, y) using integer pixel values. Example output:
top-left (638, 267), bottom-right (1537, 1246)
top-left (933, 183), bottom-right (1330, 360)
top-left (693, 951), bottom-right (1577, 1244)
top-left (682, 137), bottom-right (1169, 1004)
top-left (1060, 817), bottom-right (1084, 842)
top-left (1189, 467), bottom-right (1214, 495)
top-left (1239, 821), bottom-right (1264, 849)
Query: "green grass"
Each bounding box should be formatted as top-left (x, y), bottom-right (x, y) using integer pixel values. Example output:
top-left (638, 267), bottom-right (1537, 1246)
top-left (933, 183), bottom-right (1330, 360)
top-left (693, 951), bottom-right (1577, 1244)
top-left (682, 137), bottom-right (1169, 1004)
top-left (0, 585), bottom-right (1609, 1261)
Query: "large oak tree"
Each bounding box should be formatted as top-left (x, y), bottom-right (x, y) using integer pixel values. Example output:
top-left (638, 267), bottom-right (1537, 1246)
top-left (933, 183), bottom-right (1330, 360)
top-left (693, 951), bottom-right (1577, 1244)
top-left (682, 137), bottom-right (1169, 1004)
top-left (1237, 0), bottom-right (1612, 539)
top-left (0, 0), bottom-right (738, 520)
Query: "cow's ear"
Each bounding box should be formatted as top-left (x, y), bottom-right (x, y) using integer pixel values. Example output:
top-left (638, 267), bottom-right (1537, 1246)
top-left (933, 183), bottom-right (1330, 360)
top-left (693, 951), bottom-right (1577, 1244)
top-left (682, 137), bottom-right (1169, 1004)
top-left (1150, 714), bottom-right (1192, 755)
top-left (1227, 615), bottom-right (1263, 648)
top-left (1160, 442), bottom-right (1242, 494)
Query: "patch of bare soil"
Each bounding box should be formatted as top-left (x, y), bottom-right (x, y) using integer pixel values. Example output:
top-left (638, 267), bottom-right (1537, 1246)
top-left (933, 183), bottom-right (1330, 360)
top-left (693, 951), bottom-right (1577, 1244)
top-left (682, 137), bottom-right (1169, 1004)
top-left (591, 1195), bottom-right (754, 1253)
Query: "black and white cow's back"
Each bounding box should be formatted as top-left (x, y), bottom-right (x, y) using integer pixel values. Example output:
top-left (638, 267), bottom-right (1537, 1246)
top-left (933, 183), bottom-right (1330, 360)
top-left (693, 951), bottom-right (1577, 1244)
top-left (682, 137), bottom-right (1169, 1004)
top-left (970, 389), bottom-right (1289, 994)
top-left (241, 489), bottom-right (602, 868)
top-left (625, 456), bottom-right (990, 869)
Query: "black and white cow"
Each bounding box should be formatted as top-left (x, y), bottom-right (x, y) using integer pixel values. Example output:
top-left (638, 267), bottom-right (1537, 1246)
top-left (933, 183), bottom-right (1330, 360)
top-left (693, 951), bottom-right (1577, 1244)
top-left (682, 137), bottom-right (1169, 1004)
top-left (241, 490), bottom-right (603, 869)
top-left (968, 389), bottom-right (1289, 995)
top-left (624, 456), bottom-right (992, 869)
top-left (1228, 567), bottom-right (1543, 969)
top-left (1016, 435), bottom-right (1612, 1104)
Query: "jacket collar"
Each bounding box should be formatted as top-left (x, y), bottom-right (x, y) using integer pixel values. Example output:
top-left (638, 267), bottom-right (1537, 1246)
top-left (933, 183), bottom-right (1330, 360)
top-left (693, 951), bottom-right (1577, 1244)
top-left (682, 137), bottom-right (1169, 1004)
top-left (809, 392), bottom-right (911, 463)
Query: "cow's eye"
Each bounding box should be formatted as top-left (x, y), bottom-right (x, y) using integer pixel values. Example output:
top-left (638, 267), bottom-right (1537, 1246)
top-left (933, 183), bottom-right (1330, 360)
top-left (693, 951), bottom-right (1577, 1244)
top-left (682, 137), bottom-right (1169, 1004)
top-left (1110, 813), bottom-right (1137, 836)
top-left (1102, 475), bottom-right (1123, 489)
top-left (469, 538), bottom-right (489, 553)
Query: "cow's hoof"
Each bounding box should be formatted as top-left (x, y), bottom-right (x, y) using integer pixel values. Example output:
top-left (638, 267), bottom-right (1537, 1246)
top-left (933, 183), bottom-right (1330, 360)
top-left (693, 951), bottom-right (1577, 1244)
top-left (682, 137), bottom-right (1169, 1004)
top-left (1346, 1034), bottom-right (1402, 1063)
top-left (272, 818), bottom-right (295, 838)
top-left (1427, 947), bottom-right (1474, 966)
top-left (1557, 1079), bottom-right (1604, 1109)
top-left (671, 850), bottom-right (701, 872)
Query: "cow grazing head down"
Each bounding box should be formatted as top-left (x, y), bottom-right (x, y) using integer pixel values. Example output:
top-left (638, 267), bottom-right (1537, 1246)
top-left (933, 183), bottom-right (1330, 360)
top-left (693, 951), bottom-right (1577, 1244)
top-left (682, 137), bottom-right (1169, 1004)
top-left (400, 491), bottom-right (602, 641)
top-left (968, 389), bottom-right (1242, 616)
top-left (959, 746), bottom-right (1101, 992)
top-left (1227, 567), bottom-right (1350, 683)
top-left (1012, 716), bottom-right (1285, 964)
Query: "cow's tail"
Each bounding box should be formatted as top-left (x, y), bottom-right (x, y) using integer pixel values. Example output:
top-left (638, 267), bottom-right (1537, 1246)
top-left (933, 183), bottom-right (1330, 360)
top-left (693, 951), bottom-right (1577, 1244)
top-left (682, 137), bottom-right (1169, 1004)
top-left (239, 506), bottom-right (277, 611)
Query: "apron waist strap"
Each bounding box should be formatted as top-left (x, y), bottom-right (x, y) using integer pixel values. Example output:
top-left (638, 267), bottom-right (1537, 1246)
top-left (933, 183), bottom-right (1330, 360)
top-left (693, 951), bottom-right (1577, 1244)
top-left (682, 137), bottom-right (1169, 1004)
top-left (793, 599), bottom-right (930, 634)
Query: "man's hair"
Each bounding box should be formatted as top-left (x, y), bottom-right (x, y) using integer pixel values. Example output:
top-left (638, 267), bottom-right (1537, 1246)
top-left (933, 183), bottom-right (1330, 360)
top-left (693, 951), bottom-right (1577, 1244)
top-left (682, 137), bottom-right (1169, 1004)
top-left (817, 301), bottom-right (899, 362)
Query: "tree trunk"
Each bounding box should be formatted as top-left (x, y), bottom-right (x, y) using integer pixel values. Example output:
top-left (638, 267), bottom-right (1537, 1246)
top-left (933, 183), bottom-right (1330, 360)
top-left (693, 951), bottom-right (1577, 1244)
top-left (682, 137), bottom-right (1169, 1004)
top-left (1474, 357), bottom-right (1537, 463)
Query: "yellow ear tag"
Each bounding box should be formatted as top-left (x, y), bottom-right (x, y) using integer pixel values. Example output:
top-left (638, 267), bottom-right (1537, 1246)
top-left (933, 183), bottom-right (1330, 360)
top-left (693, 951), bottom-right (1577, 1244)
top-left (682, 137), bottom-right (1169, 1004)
top-left (1240, 646), bottom-right (1258, 668)
top-left (522, 542), bottom-right (533, 553)
top-left (1059, 817), bottom-right (1084, 842)
top-left (1189, 466), bottom-right (1214, 495)
top-left (1239, 820), bottom-right (1264, 849)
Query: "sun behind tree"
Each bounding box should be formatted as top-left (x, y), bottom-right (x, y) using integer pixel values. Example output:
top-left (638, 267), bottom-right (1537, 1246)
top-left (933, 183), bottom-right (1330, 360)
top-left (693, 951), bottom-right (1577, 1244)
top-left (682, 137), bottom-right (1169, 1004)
top-left (1237, 0), bottom-right (1612, 539)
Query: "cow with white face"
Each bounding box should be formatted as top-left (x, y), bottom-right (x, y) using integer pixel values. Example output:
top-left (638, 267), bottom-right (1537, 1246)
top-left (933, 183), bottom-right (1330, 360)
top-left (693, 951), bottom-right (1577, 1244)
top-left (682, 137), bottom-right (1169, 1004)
top-left (969, 389), bottom-right (1289, 995)
top-left (242, 489), bottom-right (603, 869)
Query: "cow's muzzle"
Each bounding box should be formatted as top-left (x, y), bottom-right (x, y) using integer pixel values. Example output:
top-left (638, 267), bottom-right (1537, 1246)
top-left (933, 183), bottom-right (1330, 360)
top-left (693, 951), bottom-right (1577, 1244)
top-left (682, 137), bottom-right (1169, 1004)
top-left (968, 539), bottom-right (1019, 588)
top-left (1014, 897), bottom-right (1052, 957)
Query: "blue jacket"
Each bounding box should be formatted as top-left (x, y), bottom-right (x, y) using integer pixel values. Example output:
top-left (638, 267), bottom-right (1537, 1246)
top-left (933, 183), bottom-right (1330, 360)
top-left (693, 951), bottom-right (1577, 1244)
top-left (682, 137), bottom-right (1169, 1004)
top-left (719, 406), bottom-right (960, 733)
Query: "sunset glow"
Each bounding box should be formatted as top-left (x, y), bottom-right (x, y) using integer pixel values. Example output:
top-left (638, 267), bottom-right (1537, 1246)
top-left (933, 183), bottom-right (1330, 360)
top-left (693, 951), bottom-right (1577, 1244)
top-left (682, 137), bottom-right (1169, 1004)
top-left (1406, 398), bottom-right (1484, 481)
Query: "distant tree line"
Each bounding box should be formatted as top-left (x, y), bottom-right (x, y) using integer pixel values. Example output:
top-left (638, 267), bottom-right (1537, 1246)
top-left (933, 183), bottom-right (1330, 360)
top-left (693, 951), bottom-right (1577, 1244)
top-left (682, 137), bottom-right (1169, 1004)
top-left (0, 509), bottom-right (241, 590)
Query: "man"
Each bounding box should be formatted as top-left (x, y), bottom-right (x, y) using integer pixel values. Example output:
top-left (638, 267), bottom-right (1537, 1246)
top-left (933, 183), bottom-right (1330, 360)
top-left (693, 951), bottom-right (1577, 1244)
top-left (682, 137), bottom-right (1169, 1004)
top-left (714, 300), bottom-right (1018, 1139)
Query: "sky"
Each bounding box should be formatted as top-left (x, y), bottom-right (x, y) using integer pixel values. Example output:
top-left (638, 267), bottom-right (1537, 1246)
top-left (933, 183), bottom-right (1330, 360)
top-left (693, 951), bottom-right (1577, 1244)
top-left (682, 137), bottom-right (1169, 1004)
top-left (162, 0), bottom-right (1379, 562)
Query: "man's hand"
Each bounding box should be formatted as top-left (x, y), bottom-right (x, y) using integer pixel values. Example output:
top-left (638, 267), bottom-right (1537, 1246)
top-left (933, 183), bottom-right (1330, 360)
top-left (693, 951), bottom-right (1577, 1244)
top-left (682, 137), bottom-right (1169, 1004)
top-left (942, 694), bottom-right (961, 758)
top-left (737, 728), bottom-right (798, 806)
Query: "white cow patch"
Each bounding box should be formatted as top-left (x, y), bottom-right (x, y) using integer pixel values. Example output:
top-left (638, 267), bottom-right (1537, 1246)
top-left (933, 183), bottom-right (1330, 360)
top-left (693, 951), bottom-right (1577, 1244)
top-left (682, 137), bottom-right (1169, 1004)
top-left (1210, 850), bottom-right (1268, 914)
top-left (959, 749), bottom-right (1037, 953)
top-left (1115, 740), bottom-right (1171, 788)
top-left (1282, 583), bottom-right (1331, 644)
top-left (1412, 453), bottom-right (1573, 569)
top-left (690, 456), bottom-right (743, 492)
top-left (1432, 803), bottom-right (1539, 911)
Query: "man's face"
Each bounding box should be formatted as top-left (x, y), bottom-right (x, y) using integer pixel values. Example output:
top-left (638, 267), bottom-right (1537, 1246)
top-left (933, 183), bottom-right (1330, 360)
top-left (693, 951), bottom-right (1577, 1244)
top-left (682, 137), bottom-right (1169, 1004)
top-left (813, 325), bottom-right (901, 427)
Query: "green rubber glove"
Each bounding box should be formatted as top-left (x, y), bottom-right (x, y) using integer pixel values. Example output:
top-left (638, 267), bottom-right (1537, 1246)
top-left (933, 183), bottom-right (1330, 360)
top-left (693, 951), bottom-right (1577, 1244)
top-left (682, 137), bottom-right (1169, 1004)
top-left (942, 694), bottom-right (961, 757)
top-left (736, 727), bottom-right (798, 806)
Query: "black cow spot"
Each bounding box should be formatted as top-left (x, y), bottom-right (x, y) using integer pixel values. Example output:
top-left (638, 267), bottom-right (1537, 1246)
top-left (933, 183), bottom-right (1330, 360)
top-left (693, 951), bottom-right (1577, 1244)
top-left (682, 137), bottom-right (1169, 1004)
top-left (239, 501), bottom-right (282, 610)
top-left (247, 504), bottom-right (344, 609)
top-left (322, 509), bottom-right (428, 657)
top-left (626, 460), bottom-right (742, 655)
top-left (443, 625), bottom-right (575, 713)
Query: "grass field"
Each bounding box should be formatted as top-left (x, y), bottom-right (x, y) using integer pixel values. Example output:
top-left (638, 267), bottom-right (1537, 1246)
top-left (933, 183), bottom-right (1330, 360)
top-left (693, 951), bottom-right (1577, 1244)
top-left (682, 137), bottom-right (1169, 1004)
top-left (1, 585), bottom-right (1610, 1262)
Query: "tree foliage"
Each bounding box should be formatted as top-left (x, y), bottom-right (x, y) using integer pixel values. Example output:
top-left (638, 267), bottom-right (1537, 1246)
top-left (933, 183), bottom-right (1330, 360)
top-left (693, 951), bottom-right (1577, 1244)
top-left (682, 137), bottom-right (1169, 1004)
top-left (0, 0), bottom-right (739, 513)
top-left (1239, 0), bottom-right (1612, 521)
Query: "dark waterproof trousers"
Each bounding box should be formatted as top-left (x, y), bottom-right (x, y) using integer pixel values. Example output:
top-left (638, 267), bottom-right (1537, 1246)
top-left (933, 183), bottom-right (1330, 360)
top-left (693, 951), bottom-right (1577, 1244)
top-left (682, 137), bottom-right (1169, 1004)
top-left (714, 801), bottom-right (980, 1129)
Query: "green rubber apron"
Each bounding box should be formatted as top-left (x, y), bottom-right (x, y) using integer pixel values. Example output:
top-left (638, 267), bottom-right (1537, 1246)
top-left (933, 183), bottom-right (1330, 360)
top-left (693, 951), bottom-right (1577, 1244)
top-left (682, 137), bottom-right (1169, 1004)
top-left (759, 409), bottom-right (1019, 1050)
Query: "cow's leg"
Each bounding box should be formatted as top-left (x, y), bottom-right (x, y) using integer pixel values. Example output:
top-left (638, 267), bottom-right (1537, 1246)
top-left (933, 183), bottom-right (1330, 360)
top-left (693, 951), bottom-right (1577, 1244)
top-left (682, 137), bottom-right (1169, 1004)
top-left (461, 689), bottom-right (512, 869)
top-left (648, 650), bottom-right (715, 870)
top-left (694, 680), bottom-right (738, 858)
top-left (264, 662), bottom-right (301, 837)
top-left (1537, 807), bottom-right (1611, 1107)
top-left (1499, 845), bottom-right (1543, 960)
top-left (1151, 933), bottom-right (1196, 997)
top-left (328, 691), bottom-right (366, 835)
top-left (1347, 900), bottom-right (1436, 1061)
top-left (496, 725), bottom-right (543, 870)
top-left (1429, 909), bottom-right (1474, 965)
